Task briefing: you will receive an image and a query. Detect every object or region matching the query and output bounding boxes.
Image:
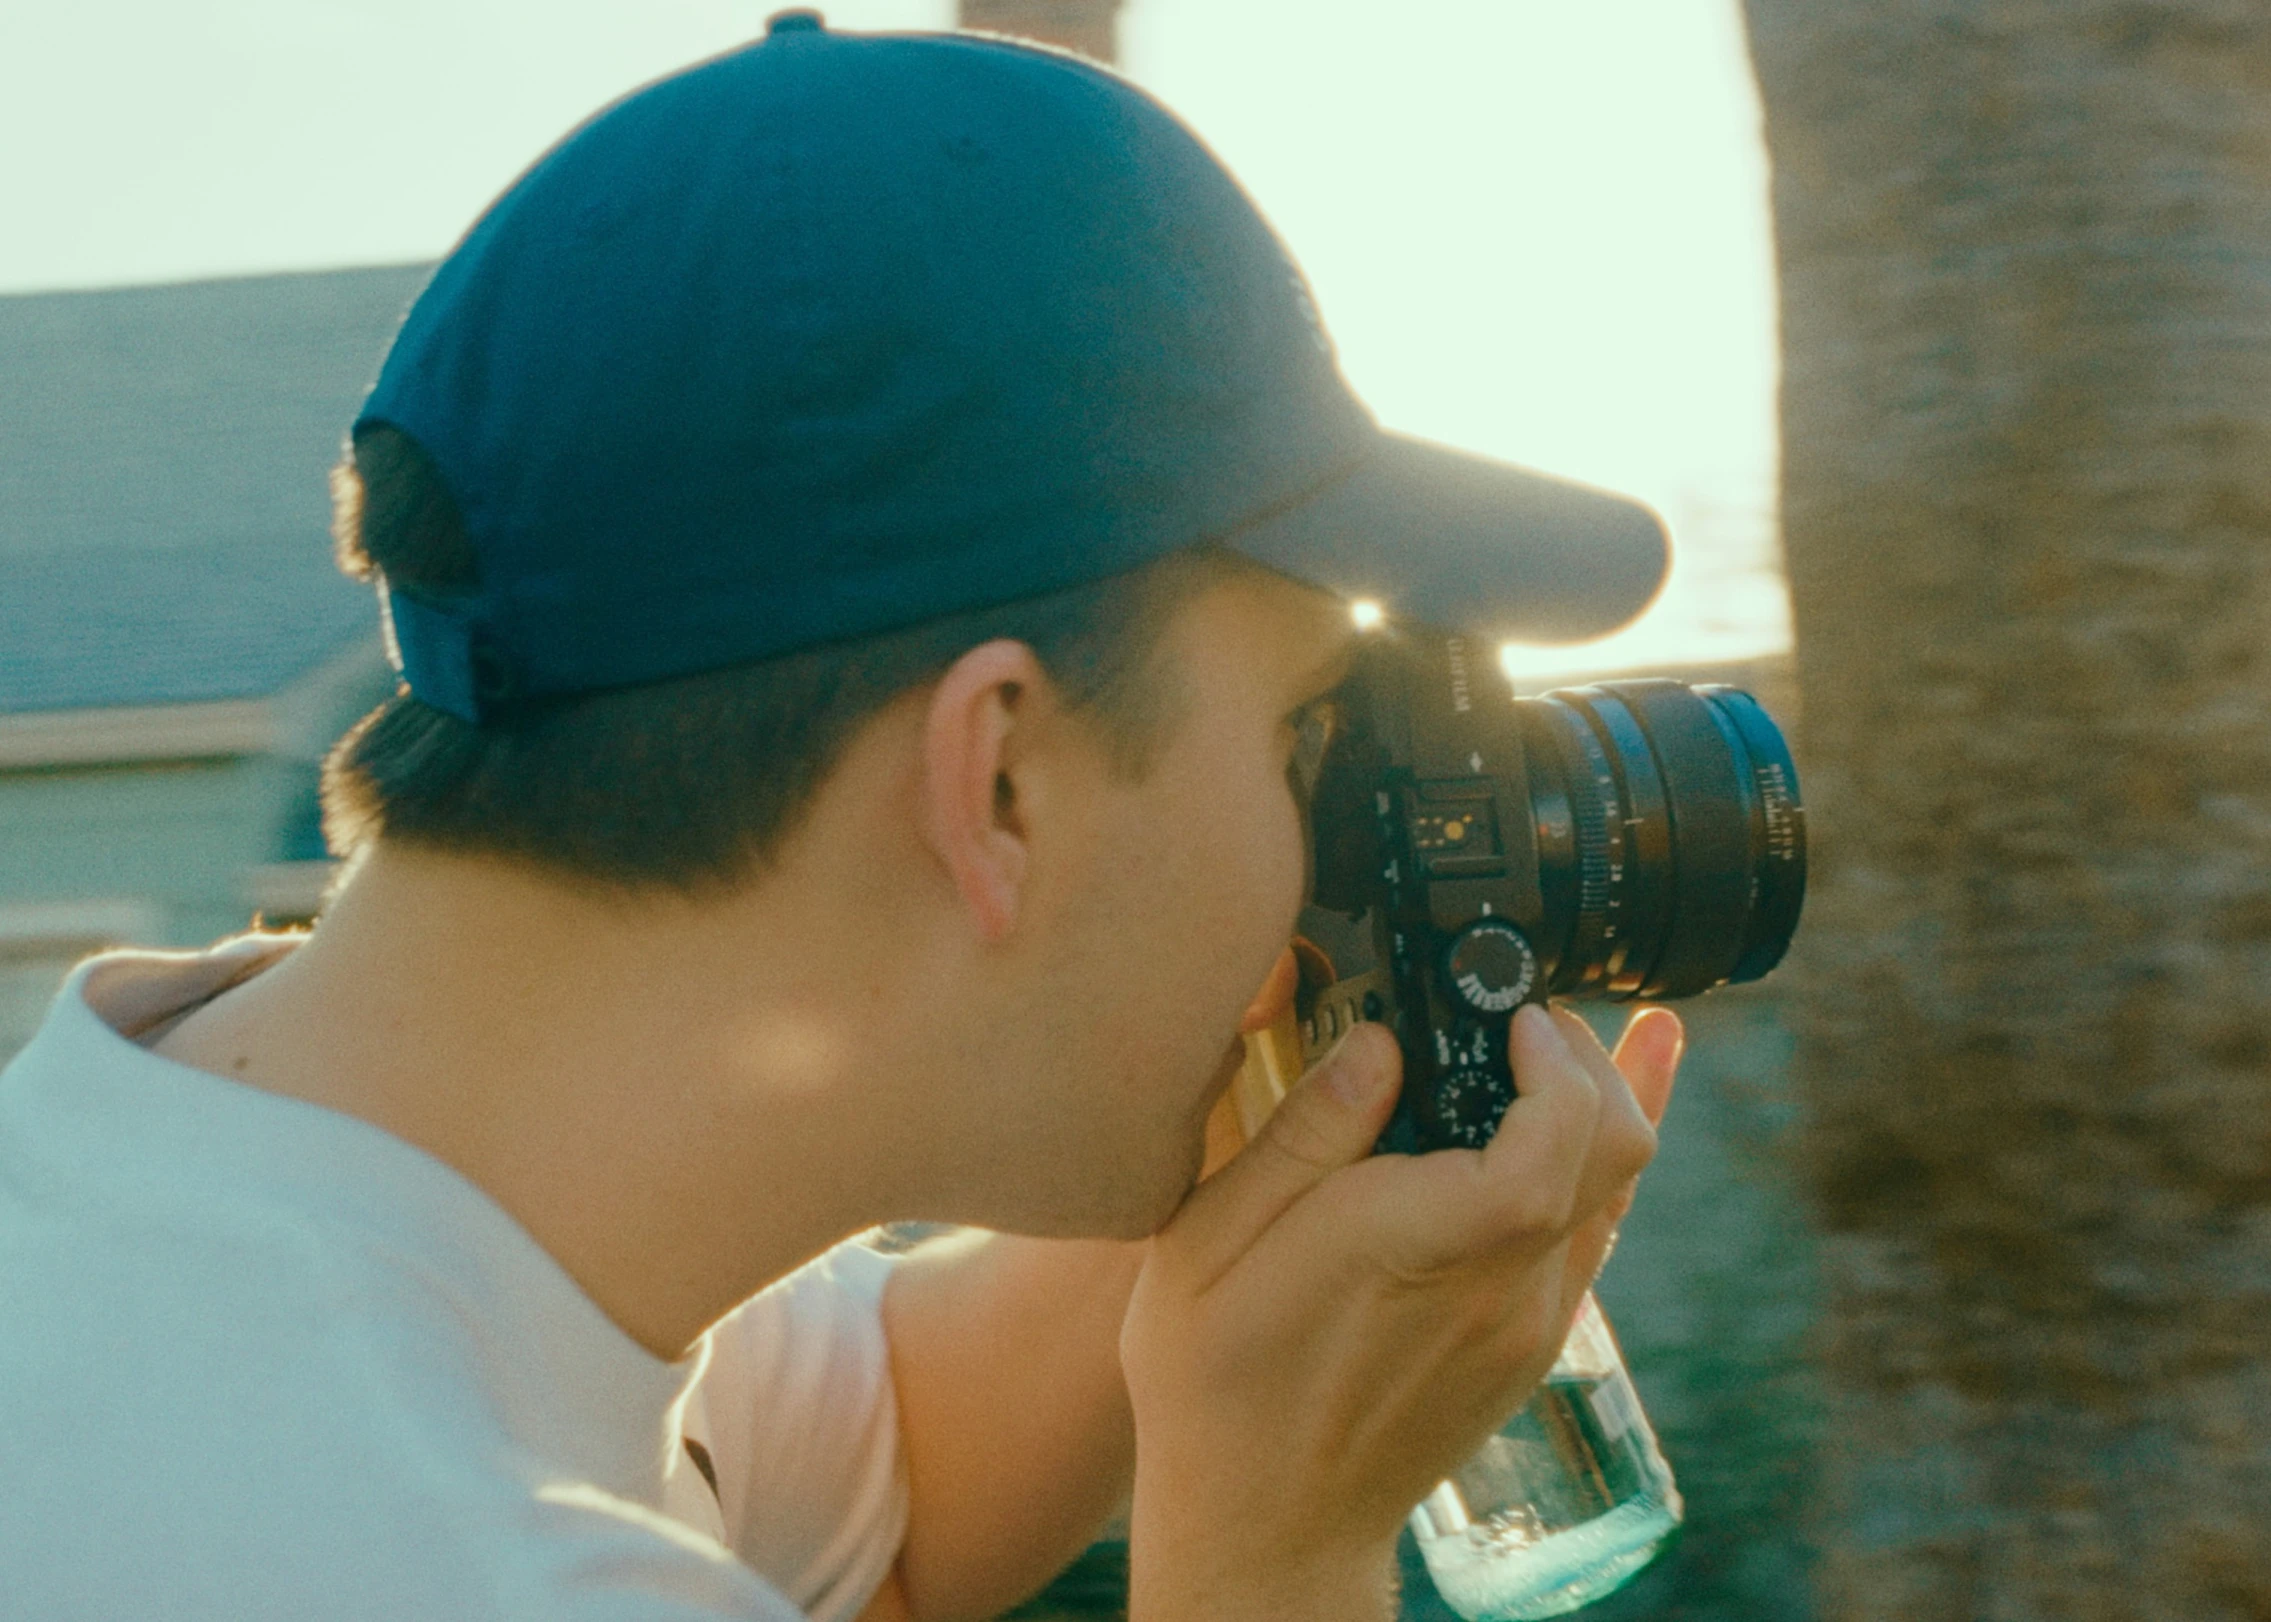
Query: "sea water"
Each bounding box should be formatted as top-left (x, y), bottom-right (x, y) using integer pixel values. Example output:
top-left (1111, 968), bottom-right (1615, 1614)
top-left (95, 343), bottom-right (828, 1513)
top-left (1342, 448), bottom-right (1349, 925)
top-left (1409, 1297), bottom-right (1683, 1620)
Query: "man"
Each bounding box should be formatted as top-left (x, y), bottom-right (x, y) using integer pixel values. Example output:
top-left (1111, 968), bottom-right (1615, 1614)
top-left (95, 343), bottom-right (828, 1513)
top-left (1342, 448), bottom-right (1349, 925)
top-left (0, 16), bottom-right (1682, 1622)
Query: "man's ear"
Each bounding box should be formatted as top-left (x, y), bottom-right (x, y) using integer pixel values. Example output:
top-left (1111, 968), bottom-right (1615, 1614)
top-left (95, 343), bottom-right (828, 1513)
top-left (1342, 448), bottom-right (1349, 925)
top-left (918, 639), bottom-right (1053, 943)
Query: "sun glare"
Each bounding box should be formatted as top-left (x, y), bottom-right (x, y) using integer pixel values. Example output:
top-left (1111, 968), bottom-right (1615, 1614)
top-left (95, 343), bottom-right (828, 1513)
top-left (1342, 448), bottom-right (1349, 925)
top-left (1349, 599), bottom-right (1385, 630)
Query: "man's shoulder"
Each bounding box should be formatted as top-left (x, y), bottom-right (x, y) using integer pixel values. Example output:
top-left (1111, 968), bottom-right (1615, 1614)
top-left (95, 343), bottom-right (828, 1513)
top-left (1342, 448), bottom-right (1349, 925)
top-left (0, 1216), bottom-right (803, 1621)
top-left (0, 951), bottom-right (809, 1622)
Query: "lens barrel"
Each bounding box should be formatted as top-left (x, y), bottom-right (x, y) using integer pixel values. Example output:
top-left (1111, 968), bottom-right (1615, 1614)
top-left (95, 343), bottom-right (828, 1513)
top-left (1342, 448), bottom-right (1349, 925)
top-left (1516, 679), bottom-right (1805, 999)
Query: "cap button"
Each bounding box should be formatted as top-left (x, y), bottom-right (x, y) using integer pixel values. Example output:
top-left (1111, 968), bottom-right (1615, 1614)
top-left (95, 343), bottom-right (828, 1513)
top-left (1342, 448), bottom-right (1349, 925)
top-left (766, 8), bottom-right (825, 32)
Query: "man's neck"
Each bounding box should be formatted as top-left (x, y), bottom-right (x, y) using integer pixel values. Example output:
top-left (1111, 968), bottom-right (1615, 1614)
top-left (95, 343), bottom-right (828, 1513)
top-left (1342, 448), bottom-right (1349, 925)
top-left (149, 844), bottom-right (898, 1358)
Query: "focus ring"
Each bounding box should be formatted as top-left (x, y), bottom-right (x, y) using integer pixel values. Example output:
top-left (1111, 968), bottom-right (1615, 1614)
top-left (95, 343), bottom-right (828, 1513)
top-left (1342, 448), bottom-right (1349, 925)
top-left (1558, 705), bottom-right (1621, 992)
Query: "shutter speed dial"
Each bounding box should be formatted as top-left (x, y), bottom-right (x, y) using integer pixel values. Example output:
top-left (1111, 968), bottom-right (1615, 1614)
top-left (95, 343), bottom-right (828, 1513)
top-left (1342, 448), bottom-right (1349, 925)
top-left (1442, 919), bottom-right (1539, 1015)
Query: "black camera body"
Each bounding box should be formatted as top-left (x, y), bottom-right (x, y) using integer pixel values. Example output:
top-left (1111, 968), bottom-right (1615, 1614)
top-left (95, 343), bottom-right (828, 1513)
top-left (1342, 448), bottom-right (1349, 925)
top-left (1303, 626), bottom-right (1806, 1155)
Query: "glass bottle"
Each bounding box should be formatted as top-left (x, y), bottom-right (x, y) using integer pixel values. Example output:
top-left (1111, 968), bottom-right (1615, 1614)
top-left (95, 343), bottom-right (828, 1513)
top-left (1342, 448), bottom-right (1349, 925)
top-left (1408, 1292), bottom-right (1682, 1620)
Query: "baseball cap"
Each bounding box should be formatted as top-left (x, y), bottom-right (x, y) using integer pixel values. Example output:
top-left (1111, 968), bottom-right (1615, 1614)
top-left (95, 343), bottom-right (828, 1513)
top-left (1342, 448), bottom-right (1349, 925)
top-left (358, 11), bottom-right (1668, 725)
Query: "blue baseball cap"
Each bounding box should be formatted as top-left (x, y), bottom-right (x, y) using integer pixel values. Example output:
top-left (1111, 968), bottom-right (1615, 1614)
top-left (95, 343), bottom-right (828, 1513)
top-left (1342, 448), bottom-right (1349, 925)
top-left (358, 11), bottom-right (1668, 724)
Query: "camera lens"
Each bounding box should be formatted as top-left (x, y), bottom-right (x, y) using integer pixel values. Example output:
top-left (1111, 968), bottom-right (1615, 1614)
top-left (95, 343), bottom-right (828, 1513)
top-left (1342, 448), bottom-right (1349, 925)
top-left (1516, 679), bottom-right (1805, 999)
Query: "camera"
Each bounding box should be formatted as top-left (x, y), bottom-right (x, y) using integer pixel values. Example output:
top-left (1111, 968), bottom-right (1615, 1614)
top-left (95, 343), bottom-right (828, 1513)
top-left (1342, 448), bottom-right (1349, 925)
top-left (1296, 623), bottom-right (1806, 1154)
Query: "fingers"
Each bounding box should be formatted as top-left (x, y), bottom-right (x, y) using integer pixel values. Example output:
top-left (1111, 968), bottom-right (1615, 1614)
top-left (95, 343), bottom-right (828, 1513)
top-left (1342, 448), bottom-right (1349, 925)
top-left (1474, 1005), bottom-right (1607, 1229)
top-left (1585, 1004), bottom-right (1681, 1221)
top-left (1159, 1023), bottom-right (1402, 1290)
top-left (1611, 1006), bottom-right (1683, 1128)
top-left (1359, 1007), bottom-right (1600, 1278)
top-left (1555, 1006), bottom-right (1685, 1303)
top-left (1385, 1006), bottom-right (1658, 1275)
top-left (1163, 1003), bottom-right (1681, 1306)
top-left (1546, 1006), bottom-right (1660, 1197)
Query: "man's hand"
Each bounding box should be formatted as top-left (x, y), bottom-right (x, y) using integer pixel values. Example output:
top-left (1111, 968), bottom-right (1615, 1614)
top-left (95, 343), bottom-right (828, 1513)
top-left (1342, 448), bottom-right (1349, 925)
top-left (1120, 1003), bottom-right (1681, 1622)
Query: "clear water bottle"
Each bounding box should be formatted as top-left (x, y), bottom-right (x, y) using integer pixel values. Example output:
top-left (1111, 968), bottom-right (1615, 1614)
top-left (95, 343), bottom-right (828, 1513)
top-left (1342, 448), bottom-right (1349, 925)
top-left (1408, 1292), bottom-right (1682, 1620)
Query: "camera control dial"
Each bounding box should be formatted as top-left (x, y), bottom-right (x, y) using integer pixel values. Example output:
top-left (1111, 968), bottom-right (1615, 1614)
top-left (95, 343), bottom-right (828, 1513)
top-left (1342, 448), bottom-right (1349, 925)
top-left (1442, 919), bottom-right (1539, 1015)
top-left (1436, 1065), bottom-right (1516, 1148)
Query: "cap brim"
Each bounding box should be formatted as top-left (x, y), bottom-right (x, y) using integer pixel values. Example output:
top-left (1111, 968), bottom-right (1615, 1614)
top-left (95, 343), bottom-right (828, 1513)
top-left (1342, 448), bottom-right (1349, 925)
top-left (1226, 430), bottom-right (1669, 644)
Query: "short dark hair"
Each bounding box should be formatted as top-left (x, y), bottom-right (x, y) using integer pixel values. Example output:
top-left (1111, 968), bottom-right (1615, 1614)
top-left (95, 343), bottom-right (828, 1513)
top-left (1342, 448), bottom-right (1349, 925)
top-left (323, 427), bottom-right (1243, 891)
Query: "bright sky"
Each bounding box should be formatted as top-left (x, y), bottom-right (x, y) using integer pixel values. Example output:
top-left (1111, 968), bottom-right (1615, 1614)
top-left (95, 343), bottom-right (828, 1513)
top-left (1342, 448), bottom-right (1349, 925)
top-left (0, 0), bottom-right (1787, 675)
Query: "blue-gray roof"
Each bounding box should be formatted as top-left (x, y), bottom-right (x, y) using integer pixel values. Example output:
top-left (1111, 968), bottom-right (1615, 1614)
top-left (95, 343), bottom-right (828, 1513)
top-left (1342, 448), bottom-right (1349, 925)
top-left (0, 538), bottom-right (378, 713)
top-left (0, 263), bottom-right (434, 714)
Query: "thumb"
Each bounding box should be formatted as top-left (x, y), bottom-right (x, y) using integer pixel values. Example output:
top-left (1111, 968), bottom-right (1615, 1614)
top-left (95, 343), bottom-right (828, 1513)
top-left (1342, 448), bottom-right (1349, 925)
top-left (1160, 1023), bottom-right (1401, 1290)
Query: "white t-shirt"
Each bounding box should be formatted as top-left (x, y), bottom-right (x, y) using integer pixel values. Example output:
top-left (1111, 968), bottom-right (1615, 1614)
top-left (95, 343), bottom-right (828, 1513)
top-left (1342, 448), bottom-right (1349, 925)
top-left (0, 941), bottom-right (908, 1622)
